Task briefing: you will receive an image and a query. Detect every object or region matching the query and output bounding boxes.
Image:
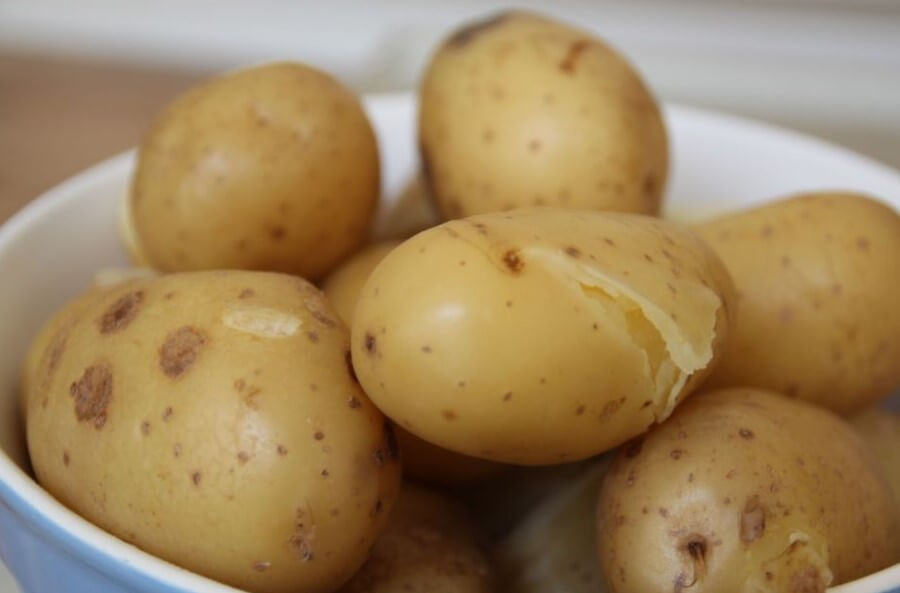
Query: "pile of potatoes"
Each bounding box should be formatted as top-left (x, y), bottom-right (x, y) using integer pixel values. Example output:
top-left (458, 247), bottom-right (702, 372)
top-left (21, 9), bottom-right (900, 593)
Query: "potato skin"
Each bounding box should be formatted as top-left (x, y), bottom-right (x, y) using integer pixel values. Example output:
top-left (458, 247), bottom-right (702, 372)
top-left (597, 388), bottom-right (900, 593)
top-left (419, 11), bottom-right (667, 219)
top-left (351, 208), bottom-right (735, 465)
top-left (696, 192), bottom-right (900, 414)
top-left (130, 62), bottom-right (379, 279)
top-left (322, 239), bottom-right (504, 484)
top-left (26, 271), bottom-right (401, 593)
top-left (340, 483), bottom-right (494, 593)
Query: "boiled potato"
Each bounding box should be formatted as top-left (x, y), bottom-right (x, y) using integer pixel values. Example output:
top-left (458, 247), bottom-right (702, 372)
top-left (597, 388), bottom-right (900, 593)
top-left (351, 208), bottom-right (735, 465)
top-left (322, 241), bottom-right (402, 325)
top-left (340, 483), bottom-right (494, 593)
top-left (419, 11), bottom-right (667, 219)
top-left (850, 407), bottom-right (900, 505)
top-left (696, 192), bottom-right (900, 413)
top-left (496, 462), bottom-right (609, 593)
top-left (322, 239), bottom-right (504, 484)
top-left (129, 61), bottom-right (379, 279)
top-left (26, 271), bottom-right (401, 593)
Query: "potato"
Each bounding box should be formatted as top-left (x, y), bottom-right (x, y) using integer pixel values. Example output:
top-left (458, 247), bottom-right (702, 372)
top-left (322, 241), bottom-right (402, 325)
top-left (351, 208), bottom-right (735, 465)
top-left (340, 483), bottom-right (494, 593)
top-left (597, 388), bottom-right (900, 593)
top-left (129, 61), bottom-right (379, 279)
top-left (25, 271), bottom-right (401, 593)
top-left (850, 407), bottom-right (900, 505)
top-left (496, 462), bottom-right (609, 593)
top-left (696, 192), bottom-right (900, 413)
top-left (419, 11), bottom-right (667, 219)
top-left (323, 240), bottom-right (504, 484)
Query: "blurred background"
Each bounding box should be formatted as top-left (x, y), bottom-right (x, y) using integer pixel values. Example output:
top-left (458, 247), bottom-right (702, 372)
top-left (1, 0), bottom-right (899, 226)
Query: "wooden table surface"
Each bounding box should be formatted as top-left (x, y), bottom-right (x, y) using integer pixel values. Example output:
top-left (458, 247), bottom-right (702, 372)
top-left (0, 53), bottom-right (208, 224)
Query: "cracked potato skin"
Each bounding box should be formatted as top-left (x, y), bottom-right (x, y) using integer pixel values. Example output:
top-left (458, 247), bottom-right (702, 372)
top-left (696, 192), bottom-right (900, 414)
top-left (350, 208), bottom-right (735, 465)
top-left (419, 11), bottom-right (668, 219)
top-left (597, 388), bottom-right (900, 593)
top-left (25, 271), bottom-right (401, 593)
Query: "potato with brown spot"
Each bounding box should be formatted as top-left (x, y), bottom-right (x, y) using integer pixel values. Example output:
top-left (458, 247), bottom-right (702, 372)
top-left (419, 11), bottom-right (668, 219)
top-left (339, 483), bottom-right (495, 593)
top-left (696, 192), bottom-right (900, 414)
top-left (25, 271), bottom-right (401, 593)
top-left (597, 388), bottom-right (900, 593)
top-left (352, 208), bottom-right (735, 464)
top-left (322, 239), bottom-right (505, 484)
top-left (127, 61), bottom-right (379, 280)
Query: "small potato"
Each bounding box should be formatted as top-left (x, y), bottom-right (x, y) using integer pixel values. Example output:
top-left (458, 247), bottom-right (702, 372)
top-left (340, 483), bottom-right (494, 593)
top-left (496, 462), bottom-right (609, 593)
top-left (322, 241), bottom-right (402, 325)
top-left (26, 271), bottom-right (401, 593)
top-left (696, 192), bottom-right (900, 413)
top-left (129, 62), bottom-right (379, 279)
top-left (323, 240), bottom-right (504, 485)
top-left (850, 407), bottom-right (900, 505)
top-left (597, 388), bottom-right (900, 593)
top-left (419, 11), bottom-right (668, 219)
top-left (352, 208), bottom-right (735, 465)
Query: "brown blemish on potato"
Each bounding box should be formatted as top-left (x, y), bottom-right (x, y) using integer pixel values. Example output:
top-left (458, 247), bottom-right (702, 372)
top-left (363, 333), bottom-right (377, 355)
top-left (739, 428), bottom-right (754, 439)
top-left (99, 291), bottom-right (144, 334)
top-left (237, 451), bottom-right (249, 464)
top-left (63, 451), bottom-right (70, 466)
top-left (528, 139), bottom-right (542, 153)
top-left (159, 326), bottom-right (205, 379)
top-left (140, 421), bottom-right (151, 436)
top-left (313, 431), bottom-right (325, 441)
top-left (643, 173), bottom-right (658, 198)
top-left (740, 496), bottom-right (766, 542)
top-left (289, 508), bottom-right (315, 562)
top-left (420, 345), bottom-right (432, 353)
top-left (306, 330), bottom-right (319, 343)
top-left (70, 363), bottom-right (113, 429)
top-left (559, 39), bottom-right (590, 73)
top-left (347, 395), bottom-right (361, 409)
top-left (503, 391), bottom-right (513, 402)
top-left (442, 409), bottom-right (458, 421)
top-left (162, 406), bottom-right (173, 421)
top-left (252, 561), bottom-right (270, 572)
top-left (506, 300), bottom-right (513, 308)
top-left (173, 443), bottom-right (182, 458)
top-left (329, 508), bottom-right (340, 517)
top-left (268, 225), bottom-right (286, 240)
top-left (643, 253), bottom-right (655, 263)
top-left (856, 236), bottom-right (870, 251)
top-left (320, 468), bottom-right (329, 477)
top-left (191, 471), bottom-right (202, 486)
top-left (575, 404), bottom-right (586, 416)
top-left (277, 444), bottom-right (288, 456)
top-left (677, 535), bottom-right (708, 590)
top-left (761, 225), bottom-right (775, 238)
top-left (658, 507), bottom-right (669, 518)
top-left (564, 246), bottom-right (582, 258)
top-left (447, 11), bottom-right (510, 47)
top-left (238, 288), bottom-right (254, 299)
top-left (502, 249), bottom-right (524, 273)
top-left (670, 449), bottom-right (684, 460)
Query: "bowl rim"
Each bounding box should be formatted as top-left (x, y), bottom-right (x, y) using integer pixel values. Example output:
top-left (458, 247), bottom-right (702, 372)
top-left (0, 91), bottom-right (897, 593)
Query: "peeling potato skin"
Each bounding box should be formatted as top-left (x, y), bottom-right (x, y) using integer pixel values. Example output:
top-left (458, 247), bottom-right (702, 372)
top-left (322, 239), bottom-right (506, 484)
top-left (25, 270), bottom-right (401, 593)
top-left (339, 483), bottom-right (495, 593)
top-left (130, 62), bottom-right (380, 280)
top-left (351, 208), bottom-right (735, 465)
top-left (696, 192), bottom-right (900, 414)
top-left (419, 10), bottom-right (668, 219)
top-left (597, 388), bottom-right (900, 593)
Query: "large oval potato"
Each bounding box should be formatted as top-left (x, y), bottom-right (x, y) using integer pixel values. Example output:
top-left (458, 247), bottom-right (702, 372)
top-left (597, 388), bottom-right (900, 593)
top-left (696, 192), bottom-right (900, 413)
top-left (129, 61), bottom-right (379, 279)
top-left (340, 483), bottom-right (494, 593)
top-left (419, 11), bottom-right (668, 219)
top-left (323, 240), bottom-right (504, 484)
top-left (25, 271), bottom-right (401, 593)
top-left (351, 208), bottom-right (735, 465)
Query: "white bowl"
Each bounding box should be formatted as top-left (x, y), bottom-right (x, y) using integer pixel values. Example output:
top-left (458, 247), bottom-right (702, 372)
top-left (0, 93), bottom-right (897, 593)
